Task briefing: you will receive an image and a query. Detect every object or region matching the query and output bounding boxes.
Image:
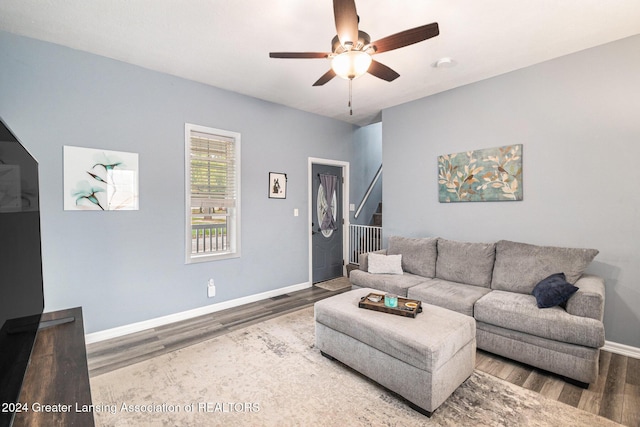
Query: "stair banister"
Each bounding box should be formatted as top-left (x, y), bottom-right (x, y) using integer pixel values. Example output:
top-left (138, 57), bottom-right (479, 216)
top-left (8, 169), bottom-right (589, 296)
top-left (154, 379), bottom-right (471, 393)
top-left (354, 164), bottom-right (382, 220)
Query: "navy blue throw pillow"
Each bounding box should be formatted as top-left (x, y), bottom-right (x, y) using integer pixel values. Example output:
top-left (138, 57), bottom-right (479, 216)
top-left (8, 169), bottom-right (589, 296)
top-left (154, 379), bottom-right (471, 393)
top-left (532, 273), bottom-right (579, 308)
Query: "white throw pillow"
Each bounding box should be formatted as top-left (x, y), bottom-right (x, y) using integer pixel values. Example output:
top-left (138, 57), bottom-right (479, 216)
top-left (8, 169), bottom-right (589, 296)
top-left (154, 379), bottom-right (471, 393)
top-left (368, 253), bottom-right (403, 275)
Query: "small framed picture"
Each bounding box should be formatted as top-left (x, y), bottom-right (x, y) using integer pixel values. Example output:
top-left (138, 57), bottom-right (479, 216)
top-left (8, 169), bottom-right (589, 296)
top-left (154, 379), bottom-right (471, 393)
top-left (268, 172), bottom-right (287, 199)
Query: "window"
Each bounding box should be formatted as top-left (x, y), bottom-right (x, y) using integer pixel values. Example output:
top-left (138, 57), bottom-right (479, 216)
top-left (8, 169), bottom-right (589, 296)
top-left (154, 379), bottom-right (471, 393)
top-left (185, 124), bottom-right (240, 263)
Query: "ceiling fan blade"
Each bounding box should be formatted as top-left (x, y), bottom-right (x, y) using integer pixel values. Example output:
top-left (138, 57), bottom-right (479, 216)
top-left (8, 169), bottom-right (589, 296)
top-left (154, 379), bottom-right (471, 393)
top-left (333, 0), bottom-right (359, 47)
top-left (312, 69), bottom-right (337, 86)
top-left (371, 22), bottom-right (439, 54)
top-left (269, 52), bottom-right (330, 59)
top-left (367, 60), bottom-right (400, 82)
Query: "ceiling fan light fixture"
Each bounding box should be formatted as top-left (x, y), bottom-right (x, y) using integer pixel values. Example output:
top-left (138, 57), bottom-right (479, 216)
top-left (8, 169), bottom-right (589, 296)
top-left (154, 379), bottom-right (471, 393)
top-left (331, 50), bottom-right (372, 80)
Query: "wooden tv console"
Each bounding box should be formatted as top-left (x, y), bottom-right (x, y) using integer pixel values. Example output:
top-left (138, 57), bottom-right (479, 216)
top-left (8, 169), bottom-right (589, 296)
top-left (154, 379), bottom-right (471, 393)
top-left (12, 307), bottom-right (94, 427)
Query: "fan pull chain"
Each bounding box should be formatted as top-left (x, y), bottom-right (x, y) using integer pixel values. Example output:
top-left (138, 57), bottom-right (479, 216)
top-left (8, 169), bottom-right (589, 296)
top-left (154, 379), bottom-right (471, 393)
top-left (349, 79), bottom-right (353, 116)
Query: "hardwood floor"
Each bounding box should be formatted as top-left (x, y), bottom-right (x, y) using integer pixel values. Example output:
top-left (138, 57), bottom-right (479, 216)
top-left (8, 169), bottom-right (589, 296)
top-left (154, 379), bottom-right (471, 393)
top-left (87, 285), bottom-right (350, 377)
top-left (476, 348), bottom-right (640, 426)
top-left (86, 280), bottom-right (639, 426)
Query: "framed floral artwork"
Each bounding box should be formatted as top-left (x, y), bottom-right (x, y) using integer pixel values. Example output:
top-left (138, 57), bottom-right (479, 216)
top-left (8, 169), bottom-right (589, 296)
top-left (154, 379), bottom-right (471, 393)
top-left (438, 144), bottom-right (522, 202)
top-left (63, 146), bottom-right (139, 210)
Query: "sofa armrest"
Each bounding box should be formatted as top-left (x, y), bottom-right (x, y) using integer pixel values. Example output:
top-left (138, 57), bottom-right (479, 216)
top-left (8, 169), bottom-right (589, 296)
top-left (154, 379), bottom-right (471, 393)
top-left (358, 249), bottom-right (388, 271)
top-left (565, 274), bottom-right (605, 321)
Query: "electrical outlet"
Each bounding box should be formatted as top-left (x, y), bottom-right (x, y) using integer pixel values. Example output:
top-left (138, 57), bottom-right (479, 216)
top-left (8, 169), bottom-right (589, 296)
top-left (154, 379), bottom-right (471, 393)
top-left (207, 279), bottom-right (215, 298)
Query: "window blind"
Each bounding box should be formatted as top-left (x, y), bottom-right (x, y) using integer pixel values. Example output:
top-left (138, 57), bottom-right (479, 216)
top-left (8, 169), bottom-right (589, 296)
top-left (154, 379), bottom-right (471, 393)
top-left (189, 131), bottom-right (237, 210)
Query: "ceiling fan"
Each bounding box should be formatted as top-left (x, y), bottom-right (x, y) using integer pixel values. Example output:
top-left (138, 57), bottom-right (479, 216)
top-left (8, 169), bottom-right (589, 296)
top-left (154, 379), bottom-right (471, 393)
top-left (269, 0), bottom-right (440, 88)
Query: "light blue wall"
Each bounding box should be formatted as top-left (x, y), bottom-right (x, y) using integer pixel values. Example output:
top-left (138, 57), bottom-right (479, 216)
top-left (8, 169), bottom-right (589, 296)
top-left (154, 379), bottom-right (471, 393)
top-left (382, 35), bottom-right (640, 348)
top-left (350, 123), bottom-right (382, 225)
top-left (0, 31), bottom-right (356, 333)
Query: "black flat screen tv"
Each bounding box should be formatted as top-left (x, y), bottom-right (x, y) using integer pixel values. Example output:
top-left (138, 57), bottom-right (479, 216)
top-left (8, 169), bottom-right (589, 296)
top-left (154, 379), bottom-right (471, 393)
top-left (0, 117), bottom-right (44, 427)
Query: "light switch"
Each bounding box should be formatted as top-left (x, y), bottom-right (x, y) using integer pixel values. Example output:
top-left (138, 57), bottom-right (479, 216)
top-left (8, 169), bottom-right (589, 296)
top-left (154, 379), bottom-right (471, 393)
top-left (294, 208), bottom-right (299, 217)
top-left (349, 204), bottom-right (355, 212)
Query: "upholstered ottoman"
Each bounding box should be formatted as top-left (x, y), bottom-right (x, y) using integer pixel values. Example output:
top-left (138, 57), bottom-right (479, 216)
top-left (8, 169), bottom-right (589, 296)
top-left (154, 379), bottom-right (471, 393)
top-left (314, 287), bottom-right (476, 416)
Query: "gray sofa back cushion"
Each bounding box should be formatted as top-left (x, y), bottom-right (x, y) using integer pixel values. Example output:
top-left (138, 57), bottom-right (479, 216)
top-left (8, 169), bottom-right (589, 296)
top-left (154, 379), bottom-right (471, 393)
top-left (491, 240), bottom-right (599, 294)
top-left (435, 239), bottom-right (496, 288)
top-left (387, 236), bottom-right (438, 278)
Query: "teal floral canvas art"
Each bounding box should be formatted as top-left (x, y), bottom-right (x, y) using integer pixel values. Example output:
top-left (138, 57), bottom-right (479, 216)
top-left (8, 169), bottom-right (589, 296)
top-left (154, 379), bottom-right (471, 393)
top-left (438, 144), bottom-right (522, 202)
top-left (64, 146), bottom-right (139, 210)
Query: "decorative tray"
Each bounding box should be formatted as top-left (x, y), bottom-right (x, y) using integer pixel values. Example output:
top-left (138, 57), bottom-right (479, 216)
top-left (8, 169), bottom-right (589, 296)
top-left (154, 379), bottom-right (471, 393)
top-left (358, 293), bottom-right (423, 318)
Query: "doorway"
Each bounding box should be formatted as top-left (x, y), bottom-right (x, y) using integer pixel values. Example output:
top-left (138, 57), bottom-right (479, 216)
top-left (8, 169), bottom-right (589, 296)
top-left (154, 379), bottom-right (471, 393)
top-left (308, 158), bottom-right (349, 284)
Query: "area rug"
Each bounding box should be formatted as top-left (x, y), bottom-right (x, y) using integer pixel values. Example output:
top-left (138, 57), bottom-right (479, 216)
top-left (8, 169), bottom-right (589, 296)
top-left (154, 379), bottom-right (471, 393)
top-left (314, 276), bottom-right (351, 291)
top-left (90, 307), bottom-right (619, 427)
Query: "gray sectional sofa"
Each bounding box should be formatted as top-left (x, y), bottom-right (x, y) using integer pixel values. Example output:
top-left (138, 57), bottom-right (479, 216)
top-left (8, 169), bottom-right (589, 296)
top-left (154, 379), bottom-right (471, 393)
top-left (349, 236), bottom-right (605, 385)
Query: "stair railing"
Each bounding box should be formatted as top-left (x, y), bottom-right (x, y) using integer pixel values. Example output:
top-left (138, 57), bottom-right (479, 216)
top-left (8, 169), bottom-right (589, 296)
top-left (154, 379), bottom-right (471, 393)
top-left (349, 224), bottom-right (382, 265)
top-left (354, 164), bottom-right (382, 219)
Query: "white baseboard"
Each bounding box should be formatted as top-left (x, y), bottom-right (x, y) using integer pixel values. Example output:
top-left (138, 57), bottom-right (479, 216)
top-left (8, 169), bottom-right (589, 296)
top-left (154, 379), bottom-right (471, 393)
top-left (85, 281), bottom-right (312, 344)
top-left (603, 340), bottom-right (640, 359)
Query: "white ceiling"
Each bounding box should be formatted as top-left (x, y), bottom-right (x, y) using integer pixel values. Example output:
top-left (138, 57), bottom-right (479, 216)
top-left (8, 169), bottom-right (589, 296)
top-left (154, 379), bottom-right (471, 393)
top-left (1, 1), bottom-right (640, 126)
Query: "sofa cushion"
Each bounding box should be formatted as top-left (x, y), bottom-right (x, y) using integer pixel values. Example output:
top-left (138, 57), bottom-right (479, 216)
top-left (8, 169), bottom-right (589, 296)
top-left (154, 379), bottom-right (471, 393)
top-left (474, 290), bottom-right (605, 348)
top-left (387, 236), bottom-right (438, 278)
top-left (407, 278), bottom-right (491, 317)
top-left (435, 239), bottom-right (496, 288)
top-left (367, 253), bottom-right (403, 275)
top-left (532, 273), bottom-right (578, 308)
top-left (491, 240), bottom-right (599, 294)
top-left (349, 269), bottom-right (427, 297)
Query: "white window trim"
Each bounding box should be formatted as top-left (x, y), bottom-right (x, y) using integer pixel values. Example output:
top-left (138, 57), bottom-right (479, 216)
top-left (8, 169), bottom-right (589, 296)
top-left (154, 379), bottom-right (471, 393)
top-left (185, 123), bottom-right (241, 264)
